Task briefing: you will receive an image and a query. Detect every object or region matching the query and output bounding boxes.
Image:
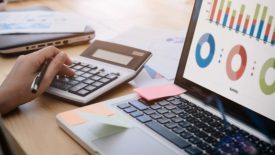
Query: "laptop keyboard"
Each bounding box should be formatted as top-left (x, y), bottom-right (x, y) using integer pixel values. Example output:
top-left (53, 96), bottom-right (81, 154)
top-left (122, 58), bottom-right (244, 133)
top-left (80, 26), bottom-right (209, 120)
top-left (51, 61), bottom-right (120, 97)
top-left (117, 96), bottom-right (275, 155)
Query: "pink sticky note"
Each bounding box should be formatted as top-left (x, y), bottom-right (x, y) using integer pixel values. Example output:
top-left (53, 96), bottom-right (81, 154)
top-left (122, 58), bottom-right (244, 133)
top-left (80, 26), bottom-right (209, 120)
top-left (134, 83), bottom-right (186, 101)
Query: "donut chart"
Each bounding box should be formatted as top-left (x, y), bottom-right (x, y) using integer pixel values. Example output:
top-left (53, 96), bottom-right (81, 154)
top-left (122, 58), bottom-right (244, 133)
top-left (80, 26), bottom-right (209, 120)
top-left (259, 58), bottom-right (275, 95)
top-left (226, 45), bottom-right (247, 81)
top-left (196, 33), bottom-right (215, 68)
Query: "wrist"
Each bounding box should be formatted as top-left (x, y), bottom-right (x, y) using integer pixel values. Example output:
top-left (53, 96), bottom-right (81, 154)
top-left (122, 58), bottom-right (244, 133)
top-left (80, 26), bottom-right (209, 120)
top-left (0, 85), bottom-right (17, 114)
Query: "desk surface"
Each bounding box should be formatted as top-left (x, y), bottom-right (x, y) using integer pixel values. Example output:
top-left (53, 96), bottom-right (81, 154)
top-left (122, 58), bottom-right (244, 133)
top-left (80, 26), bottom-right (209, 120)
top-left (1, 0), bottom-right (194, 154)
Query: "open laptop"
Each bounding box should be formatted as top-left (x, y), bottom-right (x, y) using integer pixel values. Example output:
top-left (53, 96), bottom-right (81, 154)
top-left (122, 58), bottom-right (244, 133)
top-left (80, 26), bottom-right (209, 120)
top-left (56, 0), bottom-right (275, 154)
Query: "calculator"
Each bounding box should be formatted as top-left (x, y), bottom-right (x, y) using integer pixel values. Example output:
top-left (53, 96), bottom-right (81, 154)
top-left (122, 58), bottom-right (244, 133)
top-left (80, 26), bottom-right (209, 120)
top-left (47, 40), bottom-right (152, 105)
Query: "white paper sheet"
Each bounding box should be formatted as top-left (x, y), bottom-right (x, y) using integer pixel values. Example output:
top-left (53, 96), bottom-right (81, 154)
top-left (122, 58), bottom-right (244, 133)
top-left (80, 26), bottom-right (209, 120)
top-left (0, 11), bottom-right (88, 34)
top-left (110, 27), bottom-right (186, 80)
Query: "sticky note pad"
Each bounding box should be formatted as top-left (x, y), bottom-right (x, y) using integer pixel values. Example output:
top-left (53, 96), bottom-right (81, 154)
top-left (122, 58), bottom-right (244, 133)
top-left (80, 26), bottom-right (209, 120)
top-left (80, 103), bottom-right (113, 116)
top-left (58, 111), bottom-right (87, 126)
top-left (134, 83), bottom-right (186, 101)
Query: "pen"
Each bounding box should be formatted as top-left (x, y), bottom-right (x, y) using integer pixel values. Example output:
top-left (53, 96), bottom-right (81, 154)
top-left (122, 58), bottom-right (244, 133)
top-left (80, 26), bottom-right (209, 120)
top-left (31, 59), bottom-right (51, 93)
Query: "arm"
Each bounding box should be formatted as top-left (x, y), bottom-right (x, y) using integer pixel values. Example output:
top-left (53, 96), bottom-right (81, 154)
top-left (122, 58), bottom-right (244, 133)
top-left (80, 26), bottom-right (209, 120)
top-left (0, 46), bottom-right (74, 114)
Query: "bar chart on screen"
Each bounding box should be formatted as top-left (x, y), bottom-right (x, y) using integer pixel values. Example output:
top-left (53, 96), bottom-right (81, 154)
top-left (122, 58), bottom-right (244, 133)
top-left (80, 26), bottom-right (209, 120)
top-left (208, 0), bottom-right (275, 46)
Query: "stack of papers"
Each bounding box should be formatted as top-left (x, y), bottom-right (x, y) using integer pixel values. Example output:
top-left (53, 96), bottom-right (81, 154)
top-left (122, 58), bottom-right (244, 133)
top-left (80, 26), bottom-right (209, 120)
top-left (110, 27), bottom-right (186, 80)
top-left (0, 11), bottom-right (88, 34)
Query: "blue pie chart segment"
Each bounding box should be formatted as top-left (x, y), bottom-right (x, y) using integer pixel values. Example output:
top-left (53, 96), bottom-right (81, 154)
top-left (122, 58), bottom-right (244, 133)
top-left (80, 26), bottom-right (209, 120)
top-left (196, 33), bottom-right (215, 68)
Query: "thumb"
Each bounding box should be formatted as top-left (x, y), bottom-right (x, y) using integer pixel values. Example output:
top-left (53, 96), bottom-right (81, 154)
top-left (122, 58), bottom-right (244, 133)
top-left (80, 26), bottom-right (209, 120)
top-left (40, 52), bottom-right (67, 92)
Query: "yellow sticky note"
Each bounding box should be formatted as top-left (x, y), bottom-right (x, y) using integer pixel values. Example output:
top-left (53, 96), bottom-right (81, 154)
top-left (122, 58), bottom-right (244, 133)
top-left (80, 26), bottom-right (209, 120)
top-left (58, 111), bottom-right (87, 126)
top-left (80, 102), bottom-right (113, 116)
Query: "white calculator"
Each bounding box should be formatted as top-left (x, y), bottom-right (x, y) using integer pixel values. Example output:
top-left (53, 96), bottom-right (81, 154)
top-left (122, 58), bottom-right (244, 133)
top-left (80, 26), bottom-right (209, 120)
top-left (47, 40), bottom-right (152, 105)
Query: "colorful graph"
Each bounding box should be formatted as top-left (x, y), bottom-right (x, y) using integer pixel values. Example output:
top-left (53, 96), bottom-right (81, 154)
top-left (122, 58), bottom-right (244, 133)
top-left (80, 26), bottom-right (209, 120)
top-left (209, 0), bottom-right (275, 46)
top-left (259, 58), bottom-right (275, 95)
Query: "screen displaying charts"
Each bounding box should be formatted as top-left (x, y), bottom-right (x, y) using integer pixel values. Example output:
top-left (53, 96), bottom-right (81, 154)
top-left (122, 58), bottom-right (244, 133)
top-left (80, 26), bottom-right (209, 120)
top-left (183, 0), bottom-right (275, 121)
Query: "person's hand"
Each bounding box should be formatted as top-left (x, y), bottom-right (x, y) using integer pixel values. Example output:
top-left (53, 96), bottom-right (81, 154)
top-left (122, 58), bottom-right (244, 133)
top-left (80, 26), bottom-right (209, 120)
top-left (0, 46), bottom-right (74, 114)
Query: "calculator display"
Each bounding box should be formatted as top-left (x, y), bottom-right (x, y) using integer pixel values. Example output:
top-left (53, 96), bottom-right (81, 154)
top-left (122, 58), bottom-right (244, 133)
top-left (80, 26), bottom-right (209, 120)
top-left (93, 49), bottom-right (133, 65)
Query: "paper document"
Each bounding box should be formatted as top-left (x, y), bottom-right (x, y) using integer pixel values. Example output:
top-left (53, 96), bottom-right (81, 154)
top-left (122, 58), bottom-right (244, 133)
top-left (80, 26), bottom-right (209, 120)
top-left (0, 11), bottom-right (88, 34)
top-left (110, 27), bottom-right (186, 80)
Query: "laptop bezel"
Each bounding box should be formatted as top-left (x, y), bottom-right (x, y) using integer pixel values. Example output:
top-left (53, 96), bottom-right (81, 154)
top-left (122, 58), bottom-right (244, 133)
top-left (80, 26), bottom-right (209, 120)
top-left (175, 0), bottom-right (275, 138)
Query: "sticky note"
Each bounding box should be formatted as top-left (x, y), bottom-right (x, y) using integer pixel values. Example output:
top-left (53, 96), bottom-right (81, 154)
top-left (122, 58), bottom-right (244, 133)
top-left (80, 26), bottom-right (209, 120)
top-left (80, 102), bottom-right (113, 116)
top-left (134, 83), bottom-right (186, 101)
top-left (86, 114), bottom-right (132, 128)
top-left (58, 111), bottom-right (87, 126)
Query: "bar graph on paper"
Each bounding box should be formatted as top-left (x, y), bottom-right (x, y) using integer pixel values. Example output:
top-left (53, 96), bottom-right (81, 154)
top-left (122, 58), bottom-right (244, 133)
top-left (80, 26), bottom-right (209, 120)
top-left (208, 0), bottom-right (275, 46)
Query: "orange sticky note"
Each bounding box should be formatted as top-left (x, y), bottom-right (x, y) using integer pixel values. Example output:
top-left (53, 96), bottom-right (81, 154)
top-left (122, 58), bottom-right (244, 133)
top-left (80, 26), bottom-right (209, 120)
top-left (134, 83), bottom-right (186, 101)
top-left (80, 102), bottom-right (113, 116)
top-left (58, 111), bottom-right (87, 126)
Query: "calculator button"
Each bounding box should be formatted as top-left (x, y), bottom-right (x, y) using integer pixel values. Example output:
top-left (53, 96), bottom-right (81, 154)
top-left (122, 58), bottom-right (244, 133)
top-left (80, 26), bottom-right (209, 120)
top-left (91, 75), bottom-right (101, 81)
top-left (92, 81), bottom-right (104, 87)
top-left (73, 65), bottom-right (83, 70)
top-left (80, 63), bottom-right (89, 67)
top-left (68, 80), bottom-right (79, 86)
top-left (75, 71), bottom-right (84, 76)
top-left (82, 73), bottom-right (92, 78)
top-left (99, 78), bottom-right (111, 83)
top-left (85, 85), bottom-right (97, 91)
top-left (98, 71), bottom-right (108, 77)
top-left (58, 77), bottom-right (70, 83)
top-left (69, 83), bottom-right (88, 93)
top-left (83, 79), bottom-right (95, 84)
top-left (106, 74), bottom-right (118, 80)
top-left (77, 89), bottom-right (90, 96)
top-left (51, 81), bottom-right (72, 91)
top-left (74, 76), bottom-right (86, 81)
top-left (81, 67), bottom-right (91, 72)
top-left (89, 69), bottom-right (99, 75)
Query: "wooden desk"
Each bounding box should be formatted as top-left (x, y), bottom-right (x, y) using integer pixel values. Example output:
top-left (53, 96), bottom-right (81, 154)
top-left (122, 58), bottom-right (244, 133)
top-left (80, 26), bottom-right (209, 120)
top-left (1, 0), bottom-right (194, 154)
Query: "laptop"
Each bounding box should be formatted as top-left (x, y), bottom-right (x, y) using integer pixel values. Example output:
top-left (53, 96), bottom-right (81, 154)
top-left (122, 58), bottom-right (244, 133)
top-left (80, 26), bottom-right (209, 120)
top-left (0, 7), bottom-right (95, 55)
top-left (56, 0), bottom-right (275, 154)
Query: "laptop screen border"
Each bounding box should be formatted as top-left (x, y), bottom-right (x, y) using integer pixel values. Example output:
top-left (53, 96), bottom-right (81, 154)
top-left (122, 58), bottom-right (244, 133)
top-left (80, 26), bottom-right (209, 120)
top-left (175, 0), bottom-right (275, 138)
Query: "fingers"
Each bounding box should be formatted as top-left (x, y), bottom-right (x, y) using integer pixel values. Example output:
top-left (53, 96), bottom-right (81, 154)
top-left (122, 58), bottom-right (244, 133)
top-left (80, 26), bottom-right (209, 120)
top-left (40, 52), bottom-right (67, 91)
top-left (58, 65), bottom-right (75, 77)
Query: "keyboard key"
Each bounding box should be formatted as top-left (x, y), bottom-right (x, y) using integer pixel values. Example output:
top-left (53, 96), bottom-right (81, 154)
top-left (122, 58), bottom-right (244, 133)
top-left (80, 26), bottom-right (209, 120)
top-left (73, 65), bottom-right (83, 70)
top-left (68, 80), bottom-right (79, 86)
top-left (180, 131), bottom-right (193, 139)
top-left (77, 89), bottom-right (90, 96)
top-left (69, 83), bottom-right (87, 93)
top-left (129, 100), bottom-right (148, 111)
top-left (184, 146), bottom-right (202, 155)
top-left (158, 100), bottom-right (170, 106)
top-left (150, 104), bottom-right (161, 110)
top-left (130, 111), bottom-right (143, 118)
top-left (171, 117), bottom-right (184, 123)
top-left (51, 81), bottom-right (72, 91)
top-left (165, 104), bottom-right (176, 110)
top-left (170, 99), bottom-right (182, 105)
top-left (136, 115), bottom-right (152, 123)
top-left (150, 113), bottom-right (162, 119)
top-left (165, 122), bottom-right (177, 129)
top-left (173, 126), bottom-right (185, 134)
top-left (117, 103), bottom-right (130, 109)
top-left (89, 69), bottom-right (99, 74)
top-left (98, 71), bottom-right (108, 77)
top-left (172, 108), bottom-right (184, 114)
top-left (157, 108), bottom-right (168, 114)
top-left (179, 121), bottom-right (191, 128)
top-left (75, 70), bottom-right (84, 76)
top-left (106, 74), bottom-right (118, 80)
top-left (143, 109), bottom-right (155, 115)
top-left (158, 118), bottom-right (170, 124)
top-left (188, 136), bottom-right (201, 145)
top-left (145, 121), bottom-right (191, 149)
top-left (164, 112), bottom-right (176, 119)
top-left (123, 107), bottom-right (137, 113)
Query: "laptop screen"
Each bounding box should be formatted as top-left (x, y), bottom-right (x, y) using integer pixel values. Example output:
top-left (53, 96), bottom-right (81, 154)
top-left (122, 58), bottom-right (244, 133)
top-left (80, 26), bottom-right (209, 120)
top-left (176, 0), bottom-right (275, 137)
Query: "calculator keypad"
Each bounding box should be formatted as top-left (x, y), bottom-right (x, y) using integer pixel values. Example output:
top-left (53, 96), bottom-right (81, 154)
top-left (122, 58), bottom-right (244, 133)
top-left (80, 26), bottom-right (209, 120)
top-left (51, 61), bottom-right (120, 97)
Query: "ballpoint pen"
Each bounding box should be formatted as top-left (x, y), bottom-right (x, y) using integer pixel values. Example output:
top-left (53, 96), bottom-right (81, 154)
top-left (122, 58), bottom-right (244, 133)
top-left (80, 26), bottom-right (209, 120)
top-left (31, 59), bottom-right (51, 93)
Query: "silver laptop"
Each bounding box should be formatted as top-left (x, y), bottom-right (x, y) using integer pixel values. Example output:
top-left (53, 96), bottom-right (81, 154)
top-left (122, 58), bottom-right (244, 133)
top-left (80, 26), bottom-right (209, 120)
top-left (56, 0), bottom-right (275, 154)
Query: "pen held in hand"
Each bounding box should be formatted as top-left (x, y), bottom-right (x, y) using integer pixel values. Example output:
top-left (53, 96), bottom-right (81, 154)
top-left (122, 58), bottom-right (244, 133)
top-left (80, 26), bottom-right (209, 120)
top-left (31, 59), bottom-right (51, 94)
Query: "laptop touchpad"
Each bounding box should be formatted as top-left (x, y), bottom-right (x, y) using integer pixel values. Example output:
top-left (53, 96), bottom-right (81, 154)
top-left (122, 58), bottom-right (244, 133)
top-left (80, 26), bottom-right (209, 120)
top-left (92, 127), bottom-right (177, 155)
